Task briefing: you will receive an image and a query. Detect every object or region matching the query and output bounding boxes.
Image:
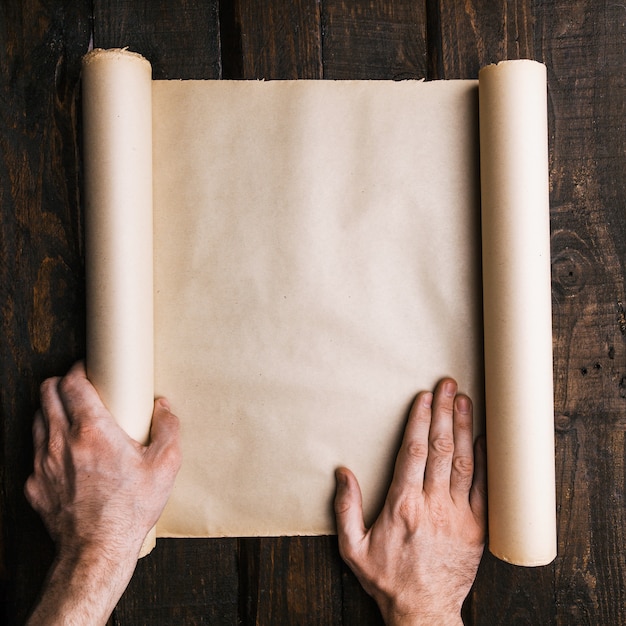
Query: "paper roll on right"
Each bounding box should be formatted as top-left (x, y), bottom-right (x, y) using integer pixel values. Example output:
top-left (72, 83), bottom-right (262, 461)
top-left (479, 60), bottom-right (557, 566)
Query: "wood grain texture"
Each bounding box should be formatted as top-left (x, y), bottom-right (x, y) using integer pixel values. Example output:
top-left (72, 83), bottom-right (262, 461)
top-left (111, 539), bottom-right (239, 625)
top-left (0, 1), bottom-right (91, 623)
top-left (1, 0), bottom-right (624, 624)
top-left (227, 0), bottom-right (323, 79)
top-left (93, 0), bottom-right (221, 79)
top-left (538, 1), bottom-right (626, 623)
top-left (238, 537), bottom-right (344, 625)
top-left (429, 0), bottom-right (535, 79)
top-left (321, 0), bottom-right (427, 79)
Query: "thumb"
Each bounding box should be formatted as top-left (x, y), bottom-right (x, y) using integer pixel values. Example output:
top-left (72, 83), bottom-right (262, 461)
top-left (334, 467), bottom-right (367, 563)
top-left (145, 398), bottom-right (182, 474)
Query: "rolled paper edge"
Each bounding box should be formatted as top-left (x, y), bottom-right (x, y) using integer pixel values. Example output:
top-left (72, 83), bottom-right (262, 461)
top-left (139, 528), bottom-right (157, 558)
top-left (82, 48), bottom-right (156, 557)
top-left (479, 59), bottom-right (557, 567)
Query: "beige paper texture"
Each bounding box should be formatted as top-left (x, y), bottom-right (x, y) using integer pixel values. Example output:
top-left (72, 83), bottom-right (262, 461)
top-left (82, 49), bottom-right (156, 555)
top-left (81, 49), bottom-right (555, 566)
top-left (479, 61), bottom-right (556, 566)
top-left (151, 78), bottom-right (483, 539)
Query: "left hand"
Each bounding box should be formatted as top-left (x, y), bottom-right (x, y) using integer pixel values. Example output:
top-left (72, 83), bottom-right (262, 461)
top-left (25, 360), bottom-right (181, 565)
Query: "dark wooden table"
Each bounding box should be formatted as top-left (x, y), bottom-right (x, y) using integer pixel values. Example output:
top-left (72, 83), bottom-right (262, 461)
top-left (1, 1), bottom-right (624, 624)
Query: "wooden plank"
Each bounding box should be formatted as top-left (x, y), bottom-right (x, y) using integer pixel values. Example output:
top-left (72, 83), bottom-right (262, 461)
top-left (0, 0), bottom-right (89, 624)
top-left (430, 0), bottom-right (534, 78)
top-left (91, 3), bottom-right (240, 625)
top-left (111, 539), bottom-right (239, 625)
top-left (339, 562), bottom-right (384, 626)
top-left (321, 0), bottom-right (428, 79)
top-left (536, 1), bottom-right (626, 623)
top-left (228, 0), bottom-right (323, 79)
top-left (0, 1), bottom-right (92, 623)
top-left (238, 537), bottom-right (344, 625)
top-left (469, 553), bottom-right (555, 624)
top-left (93, 0), bottom-right (221, 79)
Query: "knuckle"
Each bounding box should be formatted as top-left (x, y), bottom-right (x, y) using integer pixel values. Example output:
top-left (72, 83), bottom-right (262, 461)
top-left (58, 372), bottom-right (77, 397)
top-left (24, 475), bottom-right (45, 513)
top-left (453, 454), bottom-right (474, 479)
top-left (23, 475), bottom-right (37, 503)
top-left (430, 434), bottom-right (454, 456)
top-left (404, 440), bottom-right (429, 464)
top-left (39, 376), bottom-right (59, 400)
top-left (393, 495), bottom-right (422, 532)
top-left (334, 494), bottom-right (351, 517)
top-left (168, 443), bottom-right (183, 472)
top-left (41, 451), bottom-right (63, 477)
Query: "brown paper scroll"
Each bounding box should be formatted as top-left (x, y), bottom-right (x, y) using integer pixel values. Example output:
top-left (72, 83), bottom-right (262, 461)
top-left (81, 49), bottom-right (555, 566)
top-left (82, 49), bottom-right (156, 554)
top-left (479, 61), bottom-right (556, 566)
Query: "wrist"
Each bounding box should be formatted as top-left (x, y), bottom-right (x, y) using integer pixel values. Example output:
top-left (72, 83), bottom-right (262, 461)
top-left (384, 613), bottom-right (463, 626)
top-left (379, 596), bottom-right (464, 626)
top-left (27, 546), bottom-right (138, 625)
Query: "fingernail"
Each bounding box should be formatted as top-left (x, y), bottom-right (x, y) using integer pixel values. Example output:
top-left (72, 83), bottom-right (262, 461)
top-left (457, 395), bottom-right (470, 413)
top-left (444, 380), bottom-right (456, 397)
top-left (335, 468), bottom-right (348, 486)
top-left (421, 391), bottom-right (433, 408)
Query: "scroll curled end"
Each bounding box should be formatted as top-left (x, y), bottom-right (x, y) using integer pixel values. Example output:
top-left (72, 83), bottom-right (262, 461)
top-left (491, 548), bottom-right (556, 568)
top-left (139, 527), bottom-right (157, 558)
top-left (478, 57), bottom-right (556, 568)
top-left (478, 58), bottom-right (546, 77)
top-left (82, 47), bottom-right (151, 69)
top-left (82, 46), bottom-right (156, 556)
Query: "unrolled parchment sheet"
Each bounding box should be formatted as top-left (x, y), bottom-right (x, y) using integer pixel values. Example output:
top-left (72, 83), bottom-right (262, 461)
top-left (151, 77), bottom-right (483, 539)
top-left (81, 49), bottom-right (555, 566)
top-left (479, 61), bottom-right (556, 566)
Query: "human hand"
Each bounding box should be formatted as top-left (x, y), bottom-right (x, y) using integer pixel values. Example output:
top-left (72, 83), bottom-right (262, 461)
top-left (334, 379), bottom-right (486, 626)
top-left (25, 361), bottom-right (181, 625)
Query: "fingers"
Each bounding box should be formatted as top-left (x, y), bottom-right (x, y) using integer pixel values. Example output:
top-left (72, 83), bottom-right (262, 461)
top-left (39, 376), bottom-right (68, 445)
top-left (449, 394), bottom-right (475, 502)
top-left (334, 467), bottom-right (367, 563)
top-left (386, 391), bottom-right (432, 507)
top-left (469, 436), bottom-right (487, 522)
top-left (25, 410), bottom-right (53, 515)
top-left (387, 378), bottom-right (478, 507)
top-left (145, 398), bottom-right (182, 475)
top-left (32, 410), bottom-right (47, 455)
top-left (56, 361), bottom-right (111, 427)
top-left (423, 379), bottom-right (457, 494)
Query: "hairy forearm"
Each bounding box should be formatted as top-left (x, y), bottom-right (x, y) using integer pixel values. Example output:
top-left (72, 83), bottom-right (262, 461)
top-left (378, 595), bottom-right (464, 626)
top-left (383, 610), bottom-right (464, 626)
top-left (27, 550), bottom-right (137, 626)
